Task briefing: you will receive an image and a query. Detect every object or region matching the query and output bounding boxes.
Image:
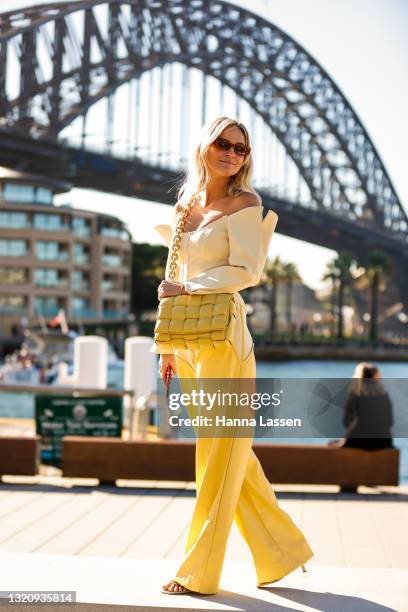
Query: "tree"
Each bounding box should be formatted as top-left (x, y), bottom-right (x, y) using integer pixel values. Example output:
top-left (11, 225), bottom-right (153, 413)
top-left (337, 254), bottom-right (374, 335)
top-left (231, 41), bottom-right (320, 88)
top-left (263, 256), bottom-right (285, 335)
top-left (355, 250), bottom-right (393, 341)
top-left (281, 262), bottom-right (301, 331)
top-left (130, 242), bottom-right (167, 315)
top-left (322, 262), bottom-right (339, 337)
top-left (323, 252), bottom-right (356, 339)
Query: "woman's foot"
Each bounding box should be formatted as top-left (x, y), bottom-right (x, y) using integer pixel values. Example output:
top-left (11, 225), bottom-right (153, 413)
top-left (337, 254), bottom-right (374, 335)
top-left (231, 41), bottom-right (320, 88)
top-left (258, 564), bottom-right (308, 588)
top-left (161, 579), bottom-right (192, 594)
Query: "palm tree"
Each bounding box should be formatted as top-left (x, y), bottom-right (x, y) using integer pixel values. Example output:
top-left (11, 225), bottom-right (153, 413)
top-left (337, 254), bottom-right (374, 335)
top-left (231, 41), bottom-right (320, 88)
top-left (263, 256), bottom-right (285, 335)
top-left (355, 250), bottom-right (393, 341)
top-left (321, 263), bottom-right (338, 337)
top-left (281, 262), bottom-right (301, 332)
top-left (323, 252), bottom-right (356, 339)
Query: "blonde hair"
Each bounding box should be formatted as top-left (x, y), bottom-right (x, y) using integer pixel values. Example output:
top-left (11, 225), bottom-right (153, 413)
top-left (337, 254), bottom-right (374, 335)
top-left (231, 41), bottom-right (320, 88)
top-left (349, 362), bottom-right (384, 396)
top-left (176, 116), bottom-right (256, 209)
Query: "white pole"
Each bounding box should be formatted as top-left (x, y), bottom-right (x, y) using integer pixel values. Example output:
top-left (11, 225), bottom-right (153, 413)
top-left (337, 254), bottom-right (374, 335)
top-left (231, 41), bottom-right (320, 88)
top-left (124, 337), bottom-right (157, 438)
top-left (73, 336), bottom-right (108, 389)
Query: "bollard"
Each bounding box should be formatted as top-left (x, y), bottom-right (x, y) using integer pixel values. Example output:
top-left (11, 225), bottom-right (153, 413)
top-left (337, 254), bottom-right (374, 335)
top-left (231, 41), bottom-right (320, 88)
top-left (124, 337), bottom-right (157, 439)
top-left (73, 336), bottom-right (108, 389)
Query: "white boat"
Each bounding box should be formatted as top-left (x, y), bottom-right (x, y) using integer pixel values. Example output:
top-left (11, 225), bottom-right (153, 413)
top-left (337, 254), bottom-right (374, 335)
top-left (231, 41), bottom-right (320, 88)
top-left (0, 329), bottom-right (124, 388)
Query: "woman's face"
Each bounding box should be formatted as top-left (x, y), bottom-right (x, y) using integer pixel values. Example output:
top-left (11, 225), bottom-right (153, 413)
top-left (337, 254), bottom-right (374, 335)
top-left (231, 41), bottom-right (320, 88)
top-left (205, 125), bottom-right (249, 179)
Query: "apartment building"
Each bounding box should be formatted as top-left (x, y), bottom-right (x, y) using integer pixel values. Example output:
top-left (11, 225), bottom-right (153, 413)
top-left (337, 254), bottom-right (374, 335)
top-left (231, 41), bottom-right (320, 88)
top-left (0, 167), bottom-right (132, 334)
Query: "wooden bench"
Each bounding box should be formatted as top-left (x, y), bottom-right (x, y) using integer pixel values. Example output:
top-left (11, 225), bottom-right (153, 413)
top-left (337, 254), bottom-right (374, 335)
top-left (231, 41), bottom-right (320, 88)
top-left (0, 436), bottom-right (40, 479)
top-left (62, 437), bottom-right (400, 488)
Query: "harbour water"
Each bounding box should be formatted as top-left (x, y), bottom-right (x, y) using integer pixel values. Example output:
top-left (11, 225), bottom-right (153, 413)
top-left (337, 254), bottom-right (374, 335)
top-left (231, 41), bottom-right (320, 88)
top-left (0, 358), bottom-right (407, 483)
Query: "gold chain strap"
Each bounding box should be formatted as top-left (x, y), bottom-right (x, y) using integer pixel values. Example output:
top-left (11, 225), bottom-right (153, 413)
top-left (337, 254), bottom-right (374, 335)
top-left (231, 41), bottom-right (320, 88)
top-left (168, 200), bottom-right (194, 281)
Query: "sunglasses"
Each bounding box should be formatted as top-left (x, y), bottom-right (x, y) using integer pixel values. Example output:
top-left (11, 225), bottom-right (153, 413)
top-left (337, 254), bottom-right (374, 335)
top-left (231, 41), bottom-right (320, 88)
top-left (213, 136), bottom-right (251, 157)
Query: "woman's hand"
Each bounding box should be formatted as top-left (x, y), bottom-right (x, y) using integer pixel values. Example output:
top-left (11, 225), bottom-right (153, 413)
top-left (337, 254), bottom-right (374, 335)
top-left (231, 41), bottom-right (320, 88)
top-left (159, 353), bottom-right (178, 385)
top-left (328, 438), bottom-right (346, 448)
top-left (157, 280), bottom-right (186, 300)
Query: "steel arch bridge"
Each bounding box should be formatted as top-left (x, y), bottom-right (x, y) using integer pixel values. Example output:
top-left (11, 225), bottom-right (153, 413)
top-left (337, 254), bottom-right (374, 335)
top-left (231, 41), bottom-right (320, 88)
top-left (0, 0), bottom-right (407, 307)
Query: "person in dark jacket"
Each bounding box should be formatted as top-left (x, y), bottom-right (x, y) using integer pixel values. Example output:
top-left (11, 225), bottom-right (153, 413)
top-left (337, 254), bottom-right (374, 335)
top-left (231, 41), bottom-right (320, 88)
top-left (328, 362), bottom-right (394, 450)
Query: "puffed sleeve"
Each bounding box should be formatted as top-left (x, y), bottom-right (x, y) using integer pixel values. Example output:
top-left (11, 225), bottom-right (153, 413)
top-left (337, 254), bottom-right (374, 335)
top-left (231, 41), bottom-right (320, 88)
top-left (183, 206), bottom-right (278, 294)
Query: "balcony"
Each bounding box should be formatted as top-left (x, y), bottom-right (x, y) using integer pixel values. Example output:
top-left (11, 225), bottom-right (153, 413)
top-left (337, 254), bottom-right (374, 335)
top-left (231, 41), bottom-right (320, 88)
top-left (102, 310), bottom-right (129, 320)
top-left (102, 254), bottom-right (122, 268)
top-left (73, 254), bottom-right (90, 265)
top-left (73, 227), bottom-right (91, 238)
top-left (69, 309), bottom-right (128, 320)
top-left (34, 223), bottom-right (70, 232)
top-left (36, 251), bottom-right (70, 262)
top-left (0, 217), bottom-right (30, 230)
top-left (34, 306), bottom-right (63, 317)
top-left (101, 227), bottom-right (129, 241)
top-left (72, 282), bottom-right (90, 292)
top-left (101, 280), bottom-right (124, 292)
top-left (35, 279), bottom-right (69, 289)
top-left (0, 305), bottom-right (28, 315)
top-left (71, 308), bottom-right (96, 319)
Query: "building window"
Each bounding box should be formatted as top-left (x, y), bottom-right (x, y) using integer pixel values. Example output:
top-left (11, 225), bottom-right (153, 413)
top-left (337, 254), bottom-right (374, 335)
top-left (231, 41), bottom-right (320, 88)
top-left (102, 278), bottom-right (114, 291)
top-left (36, 188), bottom-right (52, 205)
top-left (0, 212), bottom-right (29, 229)
top-left (0, 267), bottom-right (27, 284)
top-left (102, 251), bottom-right (121, 268)
top-left (101, 226), bottom-right (130, 241)
top-left (3, 183), bottom-right (35, 203)
top-left (2, 183), bottom-right (53, 205)
top-left (35, 241), bottom-right (69, 261)
top-left (72, 297), bottom-right (90, 313)
top-left (33, 213), bottom-right (68, 231)
top-left (0, 295), bottom-right (27, 313)
top-left (0, 239), bottom-right (28, 256)
top-left (34, 268), bottom-right (68, 288)
top-left (34, 296), bottom-right (63, 315)
top-left (72, 270), bottom-right (90, 291)
top-left (73, 217), bottom-right (91, 237)
top-left (73, 243), bottom-right (90, 265)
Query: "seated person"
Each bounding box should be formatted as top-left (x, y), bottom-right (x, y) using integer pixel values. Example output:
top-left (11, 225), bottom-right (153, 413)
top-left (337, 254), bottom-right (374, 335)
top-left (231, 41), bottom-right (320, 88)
top-left (328, 362), bottom-right (394, 450)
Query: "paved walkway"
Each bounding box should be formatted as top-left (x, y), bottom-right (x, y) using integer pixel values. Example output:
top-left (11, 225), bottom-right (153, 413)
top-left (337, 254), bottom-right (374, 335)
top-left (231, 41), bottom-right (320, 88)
top-left (0, 474), bottom-right (407, 610)
top-left (1, 552), bottom-right (407, 611)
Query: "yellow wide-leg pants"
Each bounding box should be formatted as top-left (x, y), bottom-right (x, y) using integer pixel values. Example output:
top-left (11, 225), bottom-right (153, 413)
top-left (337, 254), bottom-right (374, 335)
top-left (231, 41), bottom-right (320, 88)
top-left (171, 296), bottom-right (314, 594)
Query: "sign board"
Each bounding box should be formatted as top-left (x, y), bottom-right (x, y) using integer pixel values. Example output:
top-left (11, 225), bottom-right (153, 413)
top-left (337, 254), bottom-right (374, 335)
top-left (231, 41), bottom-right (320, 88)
top-left (35, 395), bottom-right (123, 466)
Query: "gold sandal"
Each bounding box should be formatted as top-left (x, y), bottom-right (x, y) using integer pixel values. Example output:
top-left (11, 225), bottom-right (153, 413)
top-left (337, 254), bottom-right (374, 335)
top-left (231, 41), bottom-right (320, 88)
top-left (161, 580), bottom-right (206, 596)
top-left (257, 563), bottom-right (308, 588)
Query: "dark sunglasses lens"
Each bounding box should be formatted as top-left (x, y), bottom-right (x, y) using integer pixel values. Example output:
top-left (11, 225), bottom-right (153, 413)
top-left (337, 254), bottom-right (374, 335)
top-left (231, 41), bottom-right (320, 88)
top-left (215, 137), bottom-right (248, 156)
top-left (216, 138), bottom-right (230, 150)
top-left (234, 145), bottom-right (247, 156)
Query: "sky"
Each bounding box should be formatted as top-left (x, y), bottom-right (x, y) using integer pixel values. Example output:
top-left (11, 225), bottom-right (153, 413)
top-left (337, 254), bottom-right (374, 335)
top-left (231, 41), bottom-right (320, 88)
top-left (2, 0), bottom-right (407, 290)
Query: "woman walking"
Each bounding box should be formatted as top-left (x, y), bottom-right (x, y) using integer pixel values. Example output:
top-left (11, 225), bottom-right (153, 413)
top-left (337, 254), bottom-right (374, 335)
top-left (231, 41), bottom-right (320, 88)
top-left (150, 116), bottom-right (314, 595)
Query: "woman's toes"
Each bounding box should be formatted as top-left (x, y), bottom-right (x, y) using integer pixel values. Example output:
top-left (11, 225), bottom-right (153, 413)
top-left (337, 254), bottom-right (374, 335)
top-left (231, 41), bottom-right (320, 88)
top-left (163, 580), bottom-right (189, 593)
top-left (175, 582), bottom-right (187, 592)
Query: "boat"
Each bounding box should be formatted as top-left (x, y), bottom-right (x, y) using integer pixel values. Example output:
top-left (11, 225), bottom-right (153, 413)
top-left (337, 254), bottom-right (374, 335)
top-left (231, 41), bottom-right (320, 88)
top-left (0, 329), bottom-right (124, 388)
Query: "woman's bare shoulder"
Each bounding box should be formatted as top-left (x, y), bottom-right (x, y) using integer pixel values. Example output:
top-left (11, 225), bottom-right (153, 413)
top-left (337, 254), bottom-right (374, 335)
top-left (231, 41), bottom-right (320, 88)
top-left (234, 191), bottom-right (262, 211)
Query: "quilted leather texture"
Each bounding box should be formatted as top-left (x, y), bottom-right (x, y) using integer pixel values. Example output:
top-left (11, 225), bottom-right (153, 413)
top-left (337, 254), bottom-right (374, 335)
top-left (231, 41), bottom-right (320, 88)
top-left (154, 293), bottom-right (237, 351)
